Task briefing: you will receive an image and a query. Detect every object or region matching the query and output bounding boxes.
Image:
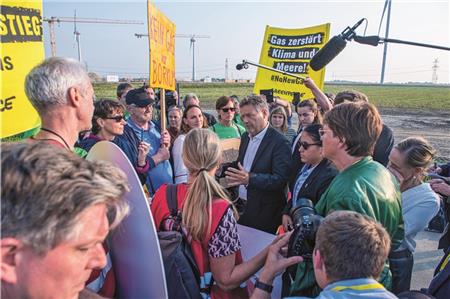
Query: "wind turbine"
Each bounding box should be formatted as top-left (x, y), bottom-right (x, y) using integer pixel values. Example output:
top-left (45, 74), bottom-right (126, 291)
top-left (135, 33), bottom-right (211, 81)
top-left (180, 34), bottom-right (210, 81)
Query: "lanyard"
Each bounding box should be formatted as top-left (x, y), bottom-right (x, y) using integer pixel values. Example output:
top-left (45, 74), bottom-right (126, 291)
top-left (330, 282), bottom-right (384, 292)
top-left (438, 252), bottom-right (450, 273)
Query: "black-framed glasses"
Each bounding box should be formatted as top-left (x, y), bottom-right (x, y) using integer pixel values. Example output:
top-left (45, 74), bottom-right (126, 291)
top-left (105, 115), bottom-right (125, 122)
top-left (221, 107), bottom-right (236, 113)
top-left (299, 141), bottom-right (321, 150)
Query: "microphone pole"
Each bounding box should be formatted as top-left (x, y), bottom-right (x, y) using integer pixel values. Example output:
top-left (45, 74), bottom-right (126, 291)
top-left (353, 35), bottom-right (450, 51)
top-left (236, 60), bottom-right (306, 82)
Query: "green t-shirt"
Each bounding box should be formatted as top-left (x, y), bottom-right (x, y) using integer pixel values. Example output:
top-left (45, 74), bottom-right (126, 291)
top-left (210, 122), bottom-right (246, 139)
top-left (234, 114), bottom-right (245, 127)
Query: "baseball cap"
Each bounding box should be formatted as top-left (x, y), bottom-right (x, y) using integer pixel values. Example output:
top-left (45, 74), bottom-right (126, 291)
top-left (125, 88), bottom-right (155, 107)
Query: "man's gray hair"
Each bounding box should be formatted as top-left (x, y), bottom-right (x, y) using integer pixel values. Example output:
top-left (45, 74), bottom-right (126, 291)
top-left (183, 92), bottom-right (198, 107)
top-left (1, 142), bottom-right (129, 255)
top-left (239, 94), bottom-right (269, 112)
top-left (25, 57), bottom-right (90, 114)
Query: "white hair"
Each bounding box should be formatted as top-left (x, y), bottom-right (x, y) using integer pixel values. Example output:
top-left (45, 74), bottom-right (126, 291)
top-left (25, 57), bottom-right (90, 113)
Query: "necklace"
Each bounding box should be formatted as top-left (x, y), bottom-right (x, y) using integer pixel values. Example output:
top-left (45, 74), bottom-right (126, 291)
top-left (39, 128), bottom-right (71, 150)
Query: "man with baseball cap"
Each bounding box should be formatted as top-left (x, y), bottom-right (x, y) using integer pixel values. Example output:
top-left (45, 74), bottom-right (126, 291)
top-left (115, 87), bottom-right (173, 194)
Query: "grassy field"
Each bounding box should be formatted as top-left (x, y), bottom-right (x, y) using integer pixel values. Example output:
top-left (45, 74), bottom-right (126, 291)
top-left (94, 82), bottom-right (450, 110)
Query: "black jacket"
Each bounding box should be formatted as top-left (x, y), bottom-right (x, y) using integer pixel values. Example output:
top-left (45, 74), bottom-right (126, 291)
top-left (373, 124), bottom-right (394, 167)
top-left (237, 126), bottom-right (292, 233)
top-left (283, 159), bottom-right (338, 215)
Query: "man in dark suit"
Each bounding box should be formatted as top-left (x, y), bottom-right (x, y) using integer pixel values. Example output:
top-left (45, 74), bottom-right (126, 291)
top-left (225, 95), bottom-right (291, 234)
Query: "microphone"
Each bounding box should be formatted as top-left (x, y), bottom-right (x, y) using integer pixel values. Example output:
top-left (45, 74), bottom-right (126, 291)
top-left (353, 35), bottom-right (381, 46)
top-left (309, 35), bottom-right (347, 71)
top-left (236, 61), bottom-right (249, 70)
top-left (309, 18), bottom-right (365, 71)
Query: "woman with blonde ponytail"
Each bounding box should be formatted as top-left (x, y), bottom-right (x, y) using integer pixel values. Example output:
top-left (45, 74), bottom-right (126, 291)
top-left (151, 128), bottom-right (286, 299)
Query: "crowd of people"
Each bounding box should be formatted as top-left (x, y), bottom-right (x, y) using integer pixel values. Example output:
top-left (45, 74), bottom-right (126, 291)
top-left (2, 56), bottom-right (450, 299)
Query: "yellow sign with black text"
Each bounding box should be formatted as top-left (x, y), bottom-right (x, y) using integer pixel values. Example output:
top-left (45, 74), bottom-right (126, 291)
top-left (147, 1), bottom-right (176, 90)
top-left (1, 0), bottom-right (44, 139)
top-left (253, 23), bottom-right (330, 101)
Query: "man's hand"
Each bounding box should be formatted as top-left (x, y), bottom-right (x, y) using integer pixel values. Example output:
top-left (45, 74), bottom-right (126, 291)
top-left (304, 77), bottom-right (319, 91)
top-left (152, 146), bottom-right (170, 165)
top-left (137, 141), bottom-right (150, 167)
top-left (259, 232), bottom-right (303, 285)
top-left (387, 164), bottom-right (404, 184)
top-left (225, 162), bottom-right (249, 187)
top-left (160, 130), bottom-right (171, 148)
top-left (429, 179), bottom-right (450, 197)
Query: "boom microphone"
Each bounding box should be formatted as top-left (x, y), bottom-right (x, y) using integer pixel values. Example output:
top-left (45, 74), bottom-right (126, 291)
top-left (309, 35), bottom-right (347, 71)
top-left (236, 63), bottom-right (245, 70)
top-left (309, 18), bottom-right (365, 71)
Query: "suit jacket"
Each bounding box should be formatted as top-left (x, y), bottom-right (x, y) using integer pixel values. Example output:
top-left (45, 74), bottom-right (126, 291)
top-left (237, 126), bottom-right (292, 233)
top-left (283, 159), bottom-right (338, 215)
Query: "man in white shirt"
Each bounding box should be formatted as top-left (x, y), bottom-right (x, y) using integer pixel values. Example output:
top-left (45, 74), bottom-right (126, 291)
top-left (226, 95), bottom-right (292, 233)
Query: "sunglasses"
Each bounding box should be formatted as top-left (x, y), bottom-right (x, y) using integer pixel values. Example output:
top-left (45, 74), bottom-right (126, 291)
top-left (299, 141), bottom-right (321, 150)
top-left (221, 107), bottom-right (236, 113)
top-left (105, 115), bottom-right (125, 122)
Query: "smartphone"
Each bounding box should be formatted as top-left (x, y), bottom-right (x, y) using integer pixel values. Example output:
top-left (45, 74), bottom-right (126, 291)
top-left (218, 161), bottom-right (239, 178)
top-left (260, 89), bottom-right (274, 103)
top-left (293, 92), bottom-right (301, 107)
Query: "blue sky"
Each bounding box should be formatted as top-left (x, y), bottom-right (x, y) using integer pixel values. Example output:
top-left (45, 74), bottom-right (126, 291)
top-left (43, 0), bottom-right (449, 83)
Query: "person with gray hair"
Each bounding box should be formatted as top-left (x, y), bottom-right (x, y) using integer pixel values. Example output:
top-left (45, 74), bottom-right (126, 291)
top-left (225, 95), bottom-right (291, 233)
top-left (25, 57), bottom-right (94, 150)
top-left (183, 92), bottom-right (217, 126)
top-left (1, 142), bottom-right (129, 299)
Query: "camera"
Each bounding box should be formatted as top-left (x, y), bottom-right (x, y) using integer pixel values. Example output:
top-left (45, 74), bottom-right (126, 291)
top-left (292, 92), bottom-right (301, 107)
top-left (287, 198), bottom-right (323, 260)
top-left (155, 90), bottom-right (177, 110)
top-left (260, 89), bottom-right (274, 103)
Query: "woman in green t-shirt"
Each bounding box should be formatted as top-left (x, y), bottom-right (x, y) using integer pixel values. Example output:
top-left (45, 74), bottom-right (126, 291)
top-left (211, 96), bottom-right (246, 139)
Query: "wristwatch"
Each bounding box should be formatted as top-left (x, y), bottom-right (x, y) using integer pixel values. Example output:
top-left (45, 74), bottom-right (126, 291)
top-left (255, 278), bottom-right (273, 293)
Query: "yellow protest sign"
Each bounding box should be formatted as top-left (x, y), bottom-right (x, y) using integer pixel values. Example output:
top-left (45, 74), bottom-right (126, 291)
top-left (253, 23), bottom-right (330, 101)
top-left (1, 0), bottom-right (44, 139)
top-left (147, 1), bottom-right (176, 90)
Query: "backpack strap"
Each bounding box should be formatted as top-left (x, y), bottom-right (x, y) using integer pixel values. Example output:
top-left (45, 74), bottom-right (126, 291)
top-left (235, 124), bottom-right (242, 136)
top-left (165, 184), bottom-right (178, 217)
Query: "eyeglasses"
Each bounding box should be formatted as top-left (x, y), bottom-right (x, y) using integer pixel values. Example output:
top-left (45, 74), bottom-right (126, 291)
top-left (299, 141), bottom-right (321, 150)
top-left (105, 115), bottom-right (125, 122)
top-left (221, 107), bottom-right (236, 113)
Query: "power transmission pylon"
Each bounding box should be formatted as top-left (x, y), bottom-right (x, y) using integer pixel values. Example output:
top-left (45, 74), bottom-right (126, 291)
top-left (225, 58), bottom-right (229, 81)
top-left (135, 33), bottom-right (210, 81)
top-left (44, 15), bottom-right (143, 58)
top-left (432, 58), bottom-right (439, 84)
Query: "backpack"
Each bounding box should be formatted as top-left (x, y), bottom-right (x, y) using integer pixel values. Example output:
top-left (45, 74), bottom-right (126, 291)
top-left (157, 184), bottom-right (203, 299)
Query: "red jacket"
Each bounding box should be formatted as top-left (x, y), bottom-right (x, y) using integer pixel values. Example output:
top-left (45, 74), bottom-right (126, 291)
top-left (151, 183), bottom-right (249, 299)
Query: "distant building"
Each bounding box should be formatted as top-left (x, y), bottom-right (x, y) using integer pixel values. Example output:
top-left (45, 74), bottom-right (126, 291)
top-left (106, 75), bottom-right (119, 83)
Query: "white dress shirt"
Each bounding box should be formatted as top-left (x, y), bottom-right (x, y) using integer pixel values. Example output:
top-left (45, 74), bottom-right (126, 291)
top-left (239, 124), bottom-right (269, 200)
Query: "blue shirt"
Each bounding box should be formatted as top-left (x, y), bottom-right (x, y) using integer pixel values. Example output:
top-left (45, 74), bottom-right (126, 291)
top-left (288, 278), bottom-right (397, 299)
top-left (292, 164), bottom-right (316, 206)
top-left (127, 118), bottom-right (173, 194)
